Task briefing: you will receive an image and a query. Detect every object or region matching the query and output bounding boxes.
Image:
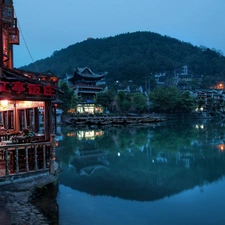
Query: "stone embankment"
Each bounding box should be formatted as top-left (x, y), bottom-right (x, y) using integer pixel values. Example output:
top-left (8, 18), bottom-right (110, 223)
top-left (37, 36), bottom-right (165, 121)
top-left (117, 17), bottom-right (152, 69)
top-left (0, 191), bottom-right (50, 225)
top-left (63, 114), bottom-right (166, 127)
top-left (0, 172), bottom-right (57, 225)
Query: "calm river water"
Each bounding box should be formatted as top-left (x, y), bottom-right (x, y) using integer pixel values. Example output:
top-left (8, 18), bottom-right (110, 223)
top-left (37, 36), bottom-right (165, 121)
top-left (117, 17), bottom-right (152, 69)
top-left (40, 120), bottom-right (225, 225)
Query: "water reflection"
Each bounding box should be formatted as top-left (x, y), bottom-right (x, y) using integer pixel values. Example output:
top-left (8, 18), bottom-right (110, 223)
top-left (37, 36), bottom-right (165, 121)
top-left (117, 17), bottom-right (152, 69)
top-left (56, 121), bottom-right (225, 202)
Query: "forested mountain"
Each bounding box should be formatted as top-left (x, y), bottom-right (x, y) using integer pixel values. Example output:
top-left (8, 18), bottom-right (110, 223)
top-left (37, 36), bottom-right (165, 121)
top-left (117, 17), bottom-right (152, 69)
top-left (20, 31), bottom-right (225, 89)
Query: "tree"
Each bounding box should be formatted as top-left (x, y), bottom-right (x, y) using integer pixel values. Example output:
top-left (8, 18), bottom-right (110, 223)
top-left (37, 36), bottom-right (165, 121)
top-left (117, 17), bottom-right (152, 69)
top-left (133, 92), bottom-right (147, 113)
top-left (149, 86), bottom-right (196, 113)
top-left (149, 86), bottom-right (176, 112)
top-left (21, 31), bottom-right (225, 90)
top-left (178, 91), bottom-right (196, 113)
top-left (95, 89), bottom-right (115, 111)
top-left (116, 92), bottom-right (132, 113)
top-left (58, 81), bottom-right (75, 114)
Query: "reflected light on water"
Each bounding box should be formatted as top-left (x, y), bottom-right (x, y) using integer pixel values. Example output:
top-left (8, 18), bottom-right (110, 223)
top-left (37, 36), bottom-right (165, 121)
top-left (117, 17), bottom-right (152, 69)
top-left (67, 132), bottom-right (75, 137)
top-left (77, 130), bottom-right (104, 140)
top-left (55, 121), bottom-right (225, 225)
top-left (217, 144), bottom-right (225, 152)
top-left (195, 124), bottom-right (204, 129)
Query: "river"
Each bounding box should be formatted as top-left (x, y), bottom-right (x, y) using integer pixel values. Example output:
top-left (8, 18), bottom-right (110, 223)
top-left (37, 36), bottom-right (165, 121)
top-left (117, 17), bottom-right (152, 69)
top-left (37, 119), bottom-right (225, 225)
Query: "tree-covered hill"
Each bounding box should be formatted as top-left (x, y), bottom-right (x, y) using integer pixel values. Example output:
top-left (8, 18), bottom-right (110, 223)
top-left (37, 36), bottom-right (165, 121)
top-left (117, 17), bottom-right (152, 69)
top-left (20, 31), bottom-right (225, 88)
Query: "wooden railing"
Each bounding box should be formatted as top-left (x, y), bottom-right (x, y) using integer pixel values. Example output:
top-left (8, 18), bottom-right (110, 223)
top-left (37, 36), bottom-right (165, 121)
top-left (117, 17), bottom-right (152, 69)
top-left (0, 135), bottom-right (56, 177)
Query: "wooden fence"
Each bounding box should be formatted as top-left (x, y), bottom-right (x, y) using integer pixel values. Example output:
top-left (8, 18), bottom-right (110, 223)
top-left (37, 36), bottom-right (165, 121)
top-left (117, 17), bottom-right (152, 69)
top-left (0, 135), bottom-right (56, 177)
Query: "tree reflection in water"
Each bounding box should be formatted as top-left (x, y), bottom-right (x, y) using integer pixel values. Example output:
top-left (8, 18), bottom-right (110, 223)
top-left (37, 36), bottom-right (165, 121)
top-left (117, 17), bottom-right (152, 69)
top-left (56, 120), bottom-right (225, 202)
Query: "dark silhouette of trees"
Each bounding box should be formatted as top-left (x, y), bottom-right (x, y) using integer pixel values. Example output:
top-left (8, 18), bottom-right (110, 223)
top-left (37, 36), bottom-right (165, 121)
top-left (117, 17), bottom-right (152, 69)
top-left (58, 82), bottom-right (77, 115)
top-left (116, 92), bottom-right (132, 113)
top-left (20, 31), bottom-right (225, 90)
top-left (95, 89), bottom-right (115, 111)
top-left (133, 92), bottom-right (147, 113)
top-left (149, 86), bottom-right (196, 113)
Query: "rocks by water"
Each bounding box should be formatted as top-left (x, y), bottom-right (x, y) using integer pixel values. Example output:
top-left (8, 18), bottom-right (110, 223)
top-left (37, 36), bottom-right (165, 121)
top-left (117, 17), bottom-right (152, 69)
top-left (1, 191), bottom-right (51, 225)
top-left (0, 172), bottom-right (58, 225)
top-left (0, 196), bottom-right (11, 225)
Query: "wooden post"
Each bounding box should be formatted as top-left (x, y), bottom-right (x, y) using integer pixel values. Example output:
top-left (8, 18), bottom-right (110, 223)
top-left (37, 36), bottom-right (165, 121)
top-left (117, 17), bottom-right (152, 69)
top-left (50, 134), bottom-right (56, 175)
top-left (44, 100), bottom-right (52, 140)
top-left (5, 148), bottom-right (9, 176)
top-left (43, 145), bottom-right (46, 169)
top-left (34, 146), bottom-right (38, 170)
top-left (15, 147), bottom-right (19, 174)
top-left (25, 147), bottom-right (29, 172)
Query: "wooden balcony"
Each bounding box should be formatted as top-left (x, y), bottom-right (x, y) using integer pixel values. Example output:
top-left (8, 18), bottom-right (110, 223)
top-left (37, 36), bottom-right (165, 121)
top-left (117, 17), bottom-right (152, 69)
top-left (0, 139), bottom-right (55, 178)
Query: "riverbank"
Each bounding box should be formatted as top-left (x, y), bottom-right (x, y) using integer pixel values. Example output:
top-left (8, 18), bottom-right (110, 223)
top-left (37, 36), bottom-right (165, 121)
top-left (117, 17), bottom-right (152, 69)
top-left (0, 198), bottom-right (11, 225)
top-left (63, 113), bottom-right (166, 127)
top-left (0, 171), bottom-right (58, 224)
top-left (0, 191), bottom-right (50, 225)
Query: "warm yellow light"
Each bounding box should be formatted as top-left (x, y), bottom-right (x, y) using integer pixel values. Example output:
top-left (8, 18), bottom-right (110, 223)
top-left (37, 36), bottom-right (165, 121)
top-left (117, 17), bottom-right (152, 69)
top-left (218, 83), bottom-right (224, 89)
top-left (1, 100), bottom-right (8, 109)
top-left (217, 144), bottom-right (224, 152)
top-left (67, 132), bottom-right (75, 137)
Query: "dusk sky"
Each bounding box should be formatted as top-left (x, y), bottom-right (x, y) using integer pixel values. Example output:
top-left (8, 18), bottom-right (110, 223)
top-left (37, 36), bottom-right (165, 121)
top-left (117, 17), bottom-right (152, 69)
top-left (13, 0), bottom-right (225, 68)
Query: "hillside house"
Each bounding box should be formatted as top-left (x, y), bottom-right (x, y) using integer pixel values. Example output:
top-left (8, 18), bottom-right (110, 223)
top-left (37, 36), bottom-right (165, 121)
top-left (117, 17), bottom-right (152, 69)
top-left (154, 72), bottom-right (166, 85)
top-left (194, 89), bottom-right (225, 112)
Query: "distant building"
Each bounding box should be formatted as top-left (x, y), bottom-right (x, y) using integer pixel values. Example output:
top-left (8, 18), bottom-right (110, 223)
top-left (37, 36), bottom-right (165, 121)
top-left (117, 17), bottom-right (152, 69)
top-left (174, 66), bottom-right (193, 83)
top-left (68, 67), bottom-right (107, 114)
top-left (174, 65), bottom-right (189, 76)
top-left (154, 72), bottom-right (166, 85)
top-left (194, 89), bottom-right (225, 112)
top-left (118, 86), bottom-right (130, 93)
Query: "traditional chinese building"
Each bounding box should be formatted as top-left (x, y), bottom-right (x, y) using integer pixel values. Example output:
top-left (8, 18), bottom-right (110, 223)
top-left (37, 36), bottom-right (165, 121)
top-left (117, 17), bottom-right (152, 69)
top-left (0, 0), bottom-right (61, 180)
top-left (0, 67), bottom-right (60, 137)
top-left (68, 67), bottom-right (107, 114)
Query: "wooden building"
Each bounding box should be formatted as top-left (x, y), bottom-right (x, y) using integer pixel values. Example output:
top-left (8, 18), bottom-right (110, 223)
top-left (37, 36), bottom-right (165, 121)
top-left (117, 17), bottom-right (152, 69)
top-left (68, 67), bottom-right (107, 114)
top-left (0, 0), bottom-right (61, 178)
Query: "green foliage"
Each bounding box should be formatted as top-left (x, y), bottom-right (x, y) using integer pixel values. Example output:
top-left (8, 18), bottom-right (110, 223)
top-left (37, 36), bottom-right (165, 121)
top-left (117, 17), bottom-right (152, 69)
top-left (95, 89), bottom-right (115, 111)
top-left (179, 91), bottom-right (196, 112)
top-left (116, 92), bottom-right (132, 112)
top-left (149, 86), bottom-right (196, 113)
top-left (133, 130), bottom-right (148, 148)
top-left (58, 82), bottom-right (75, 114)
top-left (20, 31), bottom-right (225, 90)
top-left (116, 129), bottom-right (134, 151)
top-left (133, 92), bottom-right (147, 113)
top-left (150, 125), bottom-right (197, 152)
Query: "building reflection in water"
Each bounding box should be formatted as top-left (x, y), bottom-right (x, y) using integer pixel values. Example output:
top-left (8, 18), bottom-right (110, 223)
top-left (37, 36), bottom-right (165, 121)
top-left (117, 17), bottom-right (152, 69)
top-left (34, 122), bottom-right (225, 224)
top-left (57, 122), bottom-right (225, 202)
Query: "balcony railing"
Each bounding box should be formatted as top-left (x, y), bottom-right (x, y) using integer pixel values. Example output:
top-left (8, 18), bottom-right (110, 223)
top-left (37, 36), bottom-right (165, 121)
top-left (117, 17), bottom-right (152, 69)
top-left (0, 135), bottom-right (56, 177)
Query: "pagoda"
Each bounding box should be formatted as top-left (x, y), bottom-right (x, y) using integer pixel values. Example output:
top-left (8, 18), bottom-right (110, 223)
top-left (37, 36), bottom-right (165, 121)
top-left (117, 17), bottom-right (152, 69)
top-left (68, 67), bottom-right (107, 113)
